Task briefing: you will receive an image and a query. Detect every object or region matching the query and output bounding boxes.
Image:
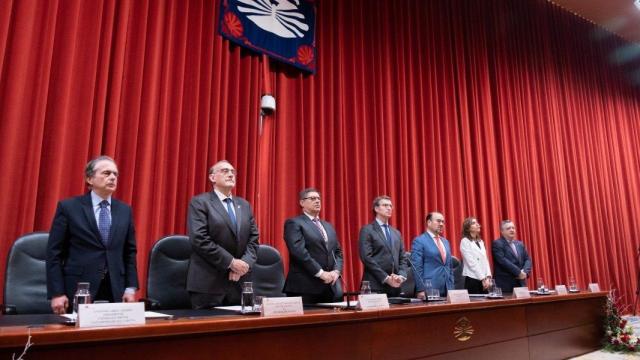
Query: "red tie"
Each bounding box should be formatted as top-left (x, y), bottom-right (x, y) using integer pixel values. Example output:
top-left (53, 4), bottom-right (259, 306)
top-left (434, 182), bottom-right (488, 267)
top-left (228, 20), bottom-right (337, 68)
top-left (435, 236), bottom-right (446, 263)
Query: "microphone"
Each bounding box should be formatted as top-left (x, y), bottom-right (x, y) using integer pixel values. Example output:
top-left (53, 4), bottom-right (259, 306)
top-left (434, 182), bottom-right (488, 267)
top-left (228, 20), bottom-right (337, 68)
top-left (331, 250), bottom-right (358, 309)
top-left (405, 253), bottom-right (427, 298)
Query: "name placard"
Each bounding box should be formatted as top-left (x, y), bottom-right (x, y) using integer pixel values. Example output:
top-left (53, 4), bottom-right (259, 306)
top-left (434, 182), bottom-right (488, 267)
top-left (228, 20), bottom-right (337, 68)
top-left (78, 302), bottom-right (145, 328)
top-left (513, 287), bottom-right (531, 299)
top-left (262, 297), bottom-right (304, 317)
top-left (447, 289), bottom-right (470, 304)
top-left (555, 285), bottom-right (568, 295)
top-left (588, 283), bottom-right (600, 292)
top-left (358, 294), bottom-right (390, 310)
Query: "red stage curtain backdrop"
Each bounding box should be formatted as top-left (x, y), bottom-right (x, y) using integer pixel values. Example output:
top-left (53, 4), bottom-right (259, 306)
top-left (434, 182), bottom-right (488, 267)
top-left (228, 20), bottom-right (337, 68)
top-left (1, 0), bottom-right (639, 309)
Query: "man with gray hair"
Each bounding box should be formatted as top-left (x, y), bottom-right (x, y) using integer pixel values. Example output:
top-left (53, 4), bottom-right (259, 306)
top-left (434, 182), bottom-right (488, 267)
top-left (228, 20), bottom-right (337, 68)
top-left (187, 160), bottom-right (259, 308)
top-left (492, 220), bottom-right (532, 293)
top-left (46, 156), bottom-right (139, 314)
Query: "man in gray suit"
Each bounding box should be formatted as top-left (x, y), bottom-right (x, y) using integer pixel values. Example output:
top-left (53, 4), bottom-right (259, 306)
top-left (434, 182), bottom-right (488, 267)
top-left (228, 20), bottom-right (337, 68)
top-left (284, 188), bottom-right (343, 304)
top-left (358, 195), bottom-right (408, 297)
top-left (186, 160), bottom-right (259, 308)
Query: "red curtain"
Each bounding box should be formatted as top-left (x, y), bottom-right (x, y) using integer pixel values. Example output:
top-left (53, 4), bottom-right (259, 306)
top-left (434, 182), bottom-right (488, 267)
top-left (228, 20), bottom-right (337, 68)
top-left (1, 0), bottom-right (639, 310)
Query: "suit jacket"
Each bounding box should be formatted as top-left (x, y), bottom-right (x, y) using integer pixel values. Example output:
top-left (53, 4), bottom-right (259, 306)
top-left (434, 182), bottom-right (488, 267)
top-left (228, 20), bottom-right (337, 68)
top-left (186, 192), bottom-right (259, 294)
top-left (491, 237), bottom-right (532, 293)
top-left (358, 221), bottom-right (408, 294)
top-left (283, 214), bottom-right (343, 296)
top-left (460, 237), bottom-right (492, 281)
top-left (411, 232), bottom-right (454, 296)
top-left (46, 193), bottom-right (139, 301)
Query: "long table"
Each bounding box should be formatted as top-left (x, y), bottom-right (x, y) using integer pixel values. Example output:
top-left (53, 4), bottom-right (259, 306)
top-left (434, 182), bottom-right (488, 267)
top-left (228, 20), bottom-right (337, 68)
top-left (0, 292), bottom-right (606, 359)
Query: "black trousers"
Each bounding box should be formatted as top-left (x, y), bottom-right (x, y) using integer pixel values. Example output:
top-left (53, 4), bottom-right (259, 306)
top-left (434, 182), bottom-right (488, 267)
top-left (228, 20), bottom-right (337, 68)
top-left (94, 274), bottom-right (115, 302)
top-left (189, 282), bottom-right (242, 309)
top-left (286, 286), bottom-right (336, 304)
top-left (464, 276), bottom-right (487, 294)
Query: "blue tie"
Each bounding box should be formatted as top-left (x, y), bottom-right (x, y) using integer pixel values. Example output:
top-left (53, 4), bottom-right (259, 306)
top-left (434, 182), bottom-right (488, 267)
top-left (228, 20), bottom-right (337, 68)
top-left (224, 198), bottom-right (237, 229)
top-left (98, 200), bottom-right (111, 245)
top-left (382, 224), bottom-right (393, 249)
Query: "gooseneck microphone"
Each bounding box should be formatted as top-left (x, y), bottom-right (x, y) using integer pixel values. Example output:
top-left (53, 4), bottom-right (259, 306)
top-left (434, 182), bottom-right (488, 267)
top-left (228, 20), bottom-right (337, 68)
top-left (405, 254), bottom-right (427, 296)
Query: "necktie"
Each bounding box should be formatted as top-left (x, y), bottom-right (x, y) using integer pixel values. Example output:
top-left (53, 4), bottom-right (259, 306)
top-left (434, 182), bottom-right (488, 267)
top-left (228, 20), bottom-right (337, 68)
top-left (224, 198), bottom-right (237, 229)
top-left (509, 241), bottom-right (519, 258)
top-left (382, 224), bottom-right (393, 249)
top-left (312, 218), bottom-right (327, 243)
top-left (98, 200), bottom-right (111, 245)
top-left (435, 235), bottom-right (446, 263)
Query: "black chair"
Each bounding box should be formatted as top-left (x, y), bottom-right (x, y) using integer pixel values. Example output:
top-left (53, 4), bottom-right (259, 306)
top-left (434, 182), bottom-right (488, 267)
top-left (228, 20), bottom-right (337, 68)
top-left (451, 255), bottom-right (465, 290)
top-left (252, 245), bottom-right (285, 297)
top-left (400, 251), bottom-right (416, 298)
top-left (3, 232), bottom-right (50, 314)
top-left (145, 235), bottom-right (192, 310)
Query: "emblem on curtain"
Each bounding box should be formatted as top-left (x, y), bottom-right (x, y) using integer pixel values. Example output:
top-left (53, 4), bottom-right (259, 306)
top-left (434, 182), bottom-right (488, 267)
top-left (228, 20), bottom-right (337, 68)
top-left (219, 0), bottom-right (317, 73)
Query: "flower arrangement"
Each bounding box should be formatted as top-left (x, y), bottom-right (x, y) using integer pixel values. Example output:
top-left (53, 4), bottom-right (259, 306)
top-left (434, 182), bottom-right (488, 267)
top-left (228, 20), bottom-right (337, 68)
top-left (604, 291), bottom-right (638, 352)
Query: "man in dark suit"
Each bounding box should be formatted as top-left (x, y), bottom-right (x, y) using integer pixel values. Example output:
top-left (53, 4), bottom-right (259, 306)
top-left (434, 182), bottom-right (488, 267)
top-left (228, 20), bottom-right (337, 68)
top-left (187, 160), bottom-right (259, 308)
top-left (492, 220), bottom-right (532, 293)
top-left (284, 188), bottom-right (343, 304)
top-left (46, 156), bottom-right (139, 314)
top-left (358, 195), bottom-right (408, 296)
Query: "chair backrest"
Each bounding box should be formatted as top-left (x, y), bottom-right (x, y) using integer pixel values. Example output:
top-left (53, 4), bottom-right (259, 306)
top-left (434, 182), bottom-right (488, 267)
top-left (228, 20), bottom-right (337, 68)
top-left (4, 232), bottom-right (50, 314)
top-left (252, 245), bottom-right (285, 297)
top-left (400, 251), bottom-right (416, 298)
top-left (146, 235), bottom-right (192, 309)
top-left (451, 255), bottom-right (465, 289)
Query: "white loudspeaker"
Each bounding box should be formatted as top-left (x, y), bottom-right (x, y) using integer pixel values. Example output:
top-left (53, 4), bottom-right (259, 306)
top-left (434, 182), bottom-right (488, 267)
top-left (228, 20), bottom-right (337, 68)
top-left (261, 95), bottom-right (276, 113)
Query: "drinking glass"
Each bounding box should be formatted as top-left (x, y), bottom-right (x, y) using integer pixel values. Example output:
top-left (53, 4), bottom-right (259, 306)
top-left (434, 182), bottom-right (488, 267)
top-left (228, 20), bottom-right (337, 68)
top-left (360, 281), bottom-right (372, 295)
top-left (241, 282), bottom-right (254, 313)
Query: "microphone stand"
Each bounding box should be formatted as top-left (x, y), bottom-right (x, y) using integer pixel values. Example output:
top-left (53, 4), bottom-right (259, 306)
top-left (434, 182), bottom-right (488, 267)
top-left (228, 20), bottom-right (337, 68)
top-left (332, 250), bottom-right (358, 310)
top-left (405, 254), bottom-right (427, 299)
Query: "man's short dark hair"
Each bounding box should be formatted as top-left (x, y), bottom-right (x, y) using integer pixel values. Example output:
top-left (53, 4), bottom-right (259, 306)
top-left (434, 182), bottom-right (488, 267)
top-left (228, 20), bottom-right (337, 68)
top-left (299, 187), bottom-right (320, 201)
top-left (425, 211), bottom-right (442, 224)
top-left (372, 195), bottom-right (391, 216)
top-left (85, 155), bottom-right (115, 179)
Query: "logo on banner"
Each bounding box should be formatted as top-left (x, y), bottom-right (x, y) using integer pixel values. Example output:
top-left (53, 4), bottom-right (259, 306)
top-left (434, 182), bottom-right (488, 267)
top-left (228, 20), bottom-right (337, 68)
top-left (219, 0), bottom-right (316, 73)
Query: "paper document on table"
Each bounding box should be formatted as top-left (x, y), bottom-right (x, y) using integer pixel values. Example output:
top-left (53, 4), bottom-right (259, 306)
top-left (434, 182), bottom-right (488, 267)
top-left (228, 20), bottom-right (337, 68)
top-left (61, 311), bottom-right (173, 321)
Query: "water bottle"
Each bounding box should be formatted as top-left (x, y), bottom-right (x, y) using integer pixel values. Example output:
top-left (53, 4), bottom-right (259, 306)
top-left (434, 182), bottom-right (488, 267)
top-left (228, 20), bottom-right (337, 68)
top-left (241, 282), bottom-right (254, 313)
top-left (73, 282), bottom-right (91, 316)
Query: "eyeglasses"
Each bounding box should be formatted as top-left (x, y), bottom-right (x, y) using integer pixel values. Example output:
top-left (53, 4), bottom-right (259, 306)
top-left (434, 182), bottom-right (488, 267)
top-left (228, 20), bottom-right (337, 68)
top-left (303, 196), bottom-right (321, 201)
top-left (216, 168), bottom-right (236, 175)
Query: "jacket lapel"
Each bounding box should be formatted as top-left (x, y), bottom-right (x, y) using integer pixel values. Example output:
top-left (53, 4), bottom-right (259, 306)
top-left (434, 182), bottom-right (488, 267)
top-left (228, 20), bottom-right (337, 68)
top-left (373, 222), bottom-right (393, 253)
top-left (108, 200), bottom-right (119, 248)
top-left (426, 233), bottom-right (445, 265)
top-left (209, 192), bottom-right (237, 236)
top-left (80, 193), bottom-right (105, 247)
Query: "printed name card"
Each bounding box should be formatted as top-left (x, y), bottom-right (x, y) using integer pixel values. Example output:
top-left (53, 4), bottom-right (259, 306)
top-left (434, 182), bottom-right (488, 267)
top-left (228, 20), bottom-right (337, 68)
top-left (588, 283), bottom-right (600, 292)
top-left (447, 289), bottom-right (470, 304)
top-left (555, 285), bottom-right (568, 295)
top-left (358, 294), bottom-right (390, 310)
top-left (262, 297), bottom-right (304, 317)
top-left (78, 302), bottom-right (145, 328)
top-left (513, 287), bottom-right (531, 299)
